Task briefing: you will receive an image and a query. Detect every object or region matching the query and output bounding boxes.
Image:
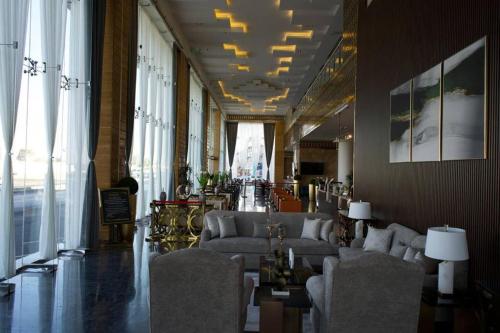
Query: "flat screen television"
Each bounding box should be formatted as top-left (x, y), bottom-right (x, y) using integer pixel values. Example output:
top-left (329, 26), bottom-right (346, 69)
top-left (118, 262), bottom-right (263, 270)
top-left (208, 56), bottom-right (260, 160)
top-left (300, 162), bottom-right (324, 175)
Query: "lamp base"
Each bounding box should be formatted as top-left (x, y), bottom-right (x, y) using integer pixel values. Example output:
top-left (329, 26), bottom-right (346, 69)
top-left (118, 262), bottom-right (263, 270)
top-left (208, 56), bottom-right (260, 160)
top-left (438, 261), bottom-right (454, 296)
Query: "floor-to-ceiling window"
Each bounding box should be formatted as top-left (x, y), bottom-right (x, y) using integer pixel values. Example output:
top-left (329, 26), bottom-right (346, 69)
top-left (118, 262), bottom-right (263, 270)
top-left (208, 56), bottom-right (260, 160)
top-left (0, 0), bottom-right (91, 278)
top-left (231, 123), bottom-right (275, 182)
top-left (130, 5), bottom-right (174, 219)
top-left (187, 72), bottom-right (203, 189)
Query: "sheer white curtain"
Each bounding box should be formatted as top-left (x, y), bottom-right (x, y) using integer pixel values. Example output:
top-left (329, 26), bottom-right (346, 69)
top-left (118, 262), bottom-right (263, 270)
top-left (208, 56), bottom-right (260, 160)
top-left (39, 0), bottom-right (68, 260)
top-left (188, 73), bottom-right (203, 189)
top-left (64, 0), bottom-right (89, 249)
top-left (0, 0), bottom-right (30, 278)
top-left (144, 28), bottom-right (159, 214)
top-left (134, 7), bottom-right (151, 219)
top-left (161, 44), bottom-right (174, 200)
top-left (132, 6), bottom-right (174, 217)
top-left (219, 117), bottom-right (226, 173)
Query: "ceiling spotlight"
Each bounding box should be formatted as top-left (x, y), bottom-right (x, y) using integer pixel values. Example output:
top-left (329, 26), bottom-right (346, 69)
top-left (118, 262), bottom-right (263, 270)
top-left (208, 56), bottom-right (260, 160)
top-left (214, 9), bottom-right (248, 33)
top-left (283, 30), bottom-right (313, 42)
top-left (271, 45), bottom-right (296, 53)
top-left (237, 65), bottom-right (250, 72)
top-left (223, 43), bottom-right (248, 58)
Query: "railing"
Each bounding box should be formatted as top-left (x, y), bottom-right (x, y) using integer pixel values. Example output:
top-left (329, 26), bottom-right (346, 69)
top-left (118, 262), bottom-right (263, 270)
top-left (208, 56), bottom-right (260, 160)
top-left (286, 38), bottom-right (347, 127)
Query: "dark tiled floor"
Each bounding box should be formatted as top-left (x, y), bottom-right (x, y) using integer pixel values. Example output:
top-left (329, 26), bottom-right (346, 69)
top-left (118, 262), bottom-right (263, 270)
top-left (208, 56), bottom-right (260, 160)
top-left (0, 227), bottom-right (152, 333)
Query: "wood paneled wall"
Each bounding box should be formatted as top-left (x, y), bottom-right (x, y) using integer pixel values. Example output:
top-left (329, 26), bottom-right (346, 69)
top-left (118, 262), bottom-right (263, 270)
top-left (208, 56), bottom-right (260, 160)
top-left (96, 0), bottom-right (136, 241)
top-left (173, 45), bottom-right (190, 190)
top-left (355, 0), bottom-right (500, 281)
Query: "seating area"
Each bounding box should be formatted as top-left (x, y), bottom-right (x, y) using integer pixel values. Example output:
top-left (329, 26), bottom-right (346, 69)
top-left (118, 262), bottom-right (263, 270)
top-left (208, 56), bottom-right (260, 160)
top-left (0, 0), bottom-right (498, 333)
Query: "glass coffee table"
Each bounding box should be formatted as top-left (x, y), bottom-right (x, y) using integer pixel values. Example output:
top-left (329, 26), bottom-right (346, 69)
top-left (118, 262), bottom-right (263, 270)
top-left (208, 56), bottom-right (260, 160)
top-left (254, 256), bottom-right (314, 333)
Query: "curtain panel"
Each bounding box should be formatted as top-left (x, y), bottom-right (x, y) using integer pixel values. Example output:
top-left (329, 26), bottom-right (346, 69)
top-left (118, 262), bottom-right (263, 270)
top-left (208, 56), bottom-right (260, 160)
top-left (132, 5), bottom-right (175, 218)
top-left (0, 0), bottom-right (30, 278)
top-left (226, 122), bottom-right (238, 178)
top-left (263, 123), bottom-right (275, 181)
top-left (39, 0), bottom-right (68, 260)
top-left (81, 0), bottom-right (106, 249)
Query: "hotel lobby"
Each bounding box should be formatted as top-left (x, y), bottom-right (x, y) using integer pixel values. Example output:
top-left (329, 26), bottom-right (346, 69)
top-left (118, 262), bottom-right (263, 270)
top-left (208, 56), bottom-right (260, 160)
top-left (0, 0), bottom-right (499, 332)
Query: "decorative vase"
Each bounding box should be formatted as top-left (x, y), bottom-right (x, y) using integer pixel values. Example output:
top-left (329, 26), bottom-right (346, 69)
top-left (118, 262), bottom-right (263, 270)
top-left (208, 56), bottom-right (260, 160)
top-left (176, 184), bottom-right (192, 200)
top-left (214, 185), bottom-right (220, 195)
top-left (199, 191), bottom-right (206, 203)
top-left (160, 191), bottom-right (167, 201)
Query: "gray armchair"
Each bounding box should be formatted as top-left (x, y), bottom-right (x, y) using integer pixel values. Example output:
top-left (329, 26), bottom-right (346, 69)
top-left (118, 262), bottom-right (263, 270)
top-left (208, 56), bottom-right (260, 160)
top-left (306, 253), bottom-right (424, 333)
top-left (149, 248), bottom-right (254, 333)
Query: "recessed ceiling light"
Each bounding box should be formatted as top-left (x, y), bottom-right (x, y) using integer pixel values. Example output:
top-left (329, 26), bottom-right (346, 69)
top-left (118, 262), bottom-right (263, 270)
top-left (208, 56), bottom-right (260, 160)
top-left (283, 30), bottom-right (313, 42)
top-left (214, 9), bottom-right (248, 33)
top-left (223, 43), bottom-right (248, 58)
top-left (278, 57), bottom-right (293, 65)
top-left (266, 88), bottom-right (289, 103)
top-left (266, 66), bottom-right (289, 77)
top-left (270, 45), bottom-right (296, 53)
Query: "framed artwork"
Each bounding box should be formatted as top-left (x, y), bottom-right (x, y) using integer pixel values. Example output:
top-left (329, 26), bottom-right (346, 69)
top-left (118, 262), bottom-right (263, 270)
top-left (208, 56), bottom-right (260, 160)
top-left (411, 64), bottom-right (441, 162)
top-left (442, 37), bottom-right (487, 160)
top-left (390, 80), bottom-right (412, 163)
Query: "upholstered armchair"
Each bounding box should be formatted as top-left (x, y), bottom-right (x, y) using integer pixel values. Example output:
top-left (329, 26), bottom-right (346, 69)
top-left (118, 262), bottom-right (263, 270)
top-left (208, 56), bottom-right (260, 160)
top-left (306, 253), bottom-right (424, 333)
top-left (149, 248), bottom-right (254, 333)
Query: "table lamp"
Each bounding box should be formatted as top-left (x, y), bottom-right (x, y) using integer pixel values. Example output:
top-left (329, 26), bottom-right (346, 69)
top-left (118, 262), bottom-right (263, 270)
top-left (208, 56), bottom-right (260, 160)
top-left (425, 226), bottom-right (469, 296)
top-left (348, 201), bottom-right (371, 238)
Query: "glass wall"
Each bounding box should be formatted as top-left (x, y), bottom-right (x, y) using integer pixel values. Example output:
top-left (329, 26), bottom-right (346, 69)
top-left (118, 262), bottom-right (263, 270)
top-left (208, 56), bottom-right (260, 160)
top-left (130, 6), bottom-right (174, 219)
top-left (232, 123), bottom-right (275, 182)
top-left (0, 0), bottom-right (91, 278)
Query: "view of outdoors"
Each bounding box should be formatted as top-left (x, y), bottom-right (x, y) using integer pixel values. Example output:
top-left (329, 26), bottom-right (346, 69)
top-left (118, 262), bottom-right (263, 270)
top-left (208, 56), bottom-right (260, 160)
top-left (229, 122), bottom-right (275, 182)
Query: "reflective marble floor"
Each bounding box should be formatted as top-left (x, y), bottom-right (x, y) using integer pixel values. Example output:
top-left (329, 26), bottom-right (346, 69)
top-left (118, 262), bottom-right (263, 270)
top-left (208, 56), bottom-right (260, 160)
top-left (0, 225), bottom-right (152, 333)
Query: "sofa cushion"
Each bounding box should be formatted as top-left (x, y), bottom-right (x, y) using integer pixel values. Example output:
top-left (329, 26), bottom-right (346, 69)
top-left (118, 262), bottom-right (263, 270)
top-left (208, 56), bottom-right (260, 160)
top-left (218, 216), bottom-right (238, 238)
top-left (320, 219), bottom-right (333, 241)
top-left (339, 247), bottom-right (365, 261)
top-left (410, 235), bottom-right (427, 250)
top-left (363, 226), bottom-right (394, 253)
top-left (301, 218), bottom-right (322, 240)
top-left (389, 243), bottom-right (408, 258)
top-left (253, 222), bottom-right (268, 238)
top-left (270, 212), bottom-right (332, 239)
top-left (404, 247), bottom-right (438, 274)
top-left (204, 210), bottom-right (268, 237)
top-left (276, 238), bottom-right (338, 255)
top-left (387, 223), bottom-right (420, 249)
top-left (200, 237), bottom-right (269, 254)
top-left (306, 275), bottom-right (324, 312)
top-left (206, 216), bottom-right (220, 238)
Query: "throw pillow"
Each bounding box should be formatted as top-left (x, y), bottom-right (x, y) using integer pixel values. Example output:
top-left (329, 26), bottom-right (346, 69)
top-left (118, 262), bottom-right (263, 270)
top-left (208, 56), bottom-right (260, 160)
top-left (206, 216), bottom-right (220, 238)
top-left (389, 242), bottom-right (408, 258)
top-left (363, 226), bottom-right (394, 253)
top-left (218, 216), bottom-right (238, 238)
top-left (319, 219), bottom-right (333, 241)
top-left (253, 222), bottom-right (268, 238)
top-left (403, 246), bottom-right (418, 261)
top-left (300, 218), bottom-right (322, 240)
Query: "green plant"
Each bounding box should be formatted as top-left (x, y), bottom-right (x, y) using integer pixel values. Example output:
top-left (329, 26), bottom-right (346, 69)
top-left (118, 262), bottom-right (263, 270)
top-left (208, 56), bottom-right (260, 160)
top-left (309, 178), bottom-right (317, 185)
top-left (212, 172), bottom-right (220, 186)
top-left (293, 174), bottom-right (302, 181)
top-left (197, 171), bottom-right (209, 191)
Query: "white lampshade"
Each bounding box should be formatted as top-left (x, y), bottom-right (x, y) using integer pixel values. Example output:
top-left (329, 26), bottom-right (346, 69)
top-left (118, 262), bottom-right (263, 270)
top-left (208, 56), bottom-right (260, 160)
top-left (348, 201), bottom-right (371, 219)
top-left (425, 227), bottom-right (469, 261)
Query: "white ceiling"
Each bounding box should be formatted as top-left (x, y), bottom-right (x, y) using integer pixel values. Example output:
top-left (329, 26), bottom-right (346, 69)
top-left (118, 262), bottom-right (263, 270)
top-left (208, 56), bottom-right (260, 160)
top-left (159, 0), bottom-right (343, 115)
